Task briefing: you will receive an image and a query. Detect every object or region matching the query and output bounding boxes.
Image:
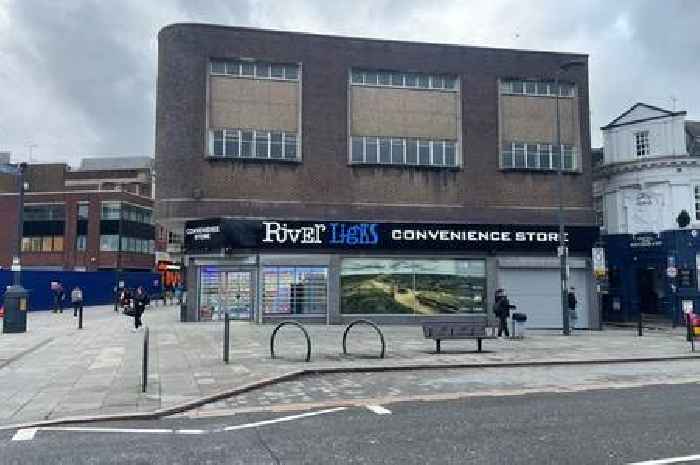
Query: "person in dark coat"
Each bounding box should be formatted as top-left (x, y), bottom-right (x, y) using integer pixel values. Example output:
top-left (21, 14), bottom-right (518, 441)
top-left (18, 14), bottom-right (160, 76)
top-left (494, 288), bottom-right (511, 337)
top-left (567, 287), bottom-right (578, 333)
top-left (132, 286), bottom-right (149, 331)
top-left (71, 286), bottom-right (83, 317)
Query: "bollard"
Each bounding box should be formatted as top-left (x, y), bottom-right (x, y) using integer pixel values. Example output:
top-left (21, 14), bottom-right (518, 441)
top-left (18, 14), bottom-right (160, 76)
top-left (638, 311), bottom-right (643, 337)
top-left (223, 312), bottom-right (230, 364)
top-left (142, 327), bottom-right (149, 393)
top-left (78, 305), bottom-right (83, 330)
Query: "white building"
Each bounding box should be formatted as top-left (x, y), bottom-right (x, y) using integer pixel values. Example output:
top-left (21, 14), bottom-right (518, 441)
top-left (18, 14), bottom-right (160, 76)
top-left (594, 103), bottom-right (700, 234)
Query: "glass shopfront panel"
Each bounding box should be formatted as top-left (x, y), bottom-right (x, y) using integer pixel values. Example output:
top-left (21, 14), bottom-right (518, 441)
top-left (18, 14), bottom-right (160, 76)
top-left (198, 267), bottom-right (253, 321)
top-left (263, 266), bottom-right (328, 315)
top-left (341, 259), bottom-right (486, 315)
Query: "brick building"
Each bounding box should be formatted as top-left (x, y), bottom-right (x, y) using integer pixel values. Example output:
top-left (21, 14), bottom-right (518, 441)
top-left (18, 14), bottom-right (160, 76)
top-left (155, 24), bottom-right (598, 327)
top-left (0, 157), bottom-right (155, 272)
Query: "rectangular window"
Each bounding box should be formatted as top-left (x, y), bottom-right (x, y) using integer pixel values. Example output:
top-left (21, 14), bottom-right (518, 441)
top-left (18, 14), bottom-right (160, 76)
top-left (212, 129), bottom-right (224, 156)
top-left (21, 237), bottom-right (31, 252)
top-left (271, 64), bottom-right (285, 79)
top-left (418, 140), bottom-right (431, 165)
top-left (76, 235), bottom-right (87, 251)
top-left (525, 81), bottom-right (537, 95)
top-left (284, 133), bottom-right (297, 159)
top-left (255, 131), bottom-right (269, 158)
top-left (563, 145), bottom-right (575, 170)
top-left (340, 259), bottom-right (486, 315)
top-left (240, 61), bottom-right (254, 77)
top-left (391, 72), bottom-right (404, 86)
top-left (77, 204), bottom-right (88, 220)
top-left (406, 139), bottom-right (418, 165)
top-left (444, 77), bottom-right (457, 90)
top-left (31, 237), bottom-right (42, 252)
top-left (501, 80), bottom-right (576, 98)
top-left (53, 236), bottom-right (63, 252)
top-left (444, 142), bottom-right (456, 167)
top-left (365, 71), bottom-right (378, 86)
top-left (225, 129), bottom-right (240, 157)
top-left (379, 138), bottom-right (391, 163)
top-left (418, 75), bottom-right (430, 88)
top-left (255, 62), bottom-right (270, 79)
top-left (379, 71), bottom-right (391, 86)
top-left (635, 130), bottom-right (650, 157)
top-left (526, 144), bottom-right (539, 168)
top-left (405, 73), bottom-right (417, 87)
top-left (502, 145), bottom-right (513, 168)
top-left (514, 143), bottom-right (526, 168)
top-left (225, 61), bottom-right (240, 76)
top-left (24, 204), bottom-right (66, 221)
top-left (539, 144), bottom-right (551, 169)
top-left (365, 137), bottom-right (378, 163)
top-left (41, 236), bottom-right (53, 252)
top-left (694, 186), bottom-right (700, 221)
top-left (99, 235), bottom-right (119, 252)
top-left (351, 137), bottom-right (364, 162)
top-left (270, 132), bottom-right (283, 159)
top-left (240, 130), bottom-right (253, 157)
top-left (432, 141), bottom-right (444, 166)
top-left (284, 64), bottom-right (298, 80)
top-left (431, 75), bottom-right (444, 90)
top-left (391, 138), bottom-right (404, 164)
top-left (551, 145), bottom-right (561, 169)
top-left (263, 266), bottom-right (328, 315)
top-left (210, 60), bottom-right (226, 74)
top-left (351, 70), bottom-right (364, 84)
top-left (101, 202), bottom-right (120, 220)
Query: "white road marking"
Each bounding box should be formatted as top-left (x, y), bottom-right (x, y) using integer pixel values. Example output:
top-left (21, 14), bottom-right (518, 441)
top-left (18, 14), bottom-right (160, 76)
top-left (44, 427), bottom-right (174, 434)
top-left (11, 428), bottom-right (37, 441)
top-left (628, 454), bottom-right (700, 464)
top-left (175, 429), bottom-right (206, 435)
top-left (366, 405), bottom-right (392, 415)
top-left (223, 406), bottom-right (347, 431)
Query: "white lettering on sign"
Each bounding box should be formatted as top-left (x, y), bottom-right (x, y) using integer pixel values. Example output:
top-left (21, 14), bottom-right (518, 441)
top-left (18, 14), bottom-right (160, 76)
top-left (262, 222), bottom-right (326, 244)
top-left (185, 225), bottom-right (221, 241)
top-left (391, 229), bottom-right (566, 243)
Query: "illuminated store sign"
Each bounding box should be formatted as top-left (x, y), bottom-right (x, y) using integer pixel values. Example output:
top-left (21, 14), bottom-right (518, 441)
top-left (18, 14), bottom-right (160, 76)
top-left (185, 218), bottom-right (597, 253)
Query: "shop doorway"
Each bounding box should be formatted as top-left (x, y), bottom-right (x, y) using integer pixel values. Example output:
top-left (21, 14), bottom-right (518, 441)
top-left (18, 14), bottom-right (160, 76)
top-left (199, 268), bottom-right (254, 321)
top-left (636, 266), bottom-right (664, 316)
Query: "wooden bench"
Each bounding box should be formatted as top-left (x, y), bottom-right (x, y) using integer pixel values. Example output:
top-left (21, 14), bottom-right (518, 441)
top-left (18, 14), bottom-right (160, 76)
top-left (421, 316), bottom-right (496, 353)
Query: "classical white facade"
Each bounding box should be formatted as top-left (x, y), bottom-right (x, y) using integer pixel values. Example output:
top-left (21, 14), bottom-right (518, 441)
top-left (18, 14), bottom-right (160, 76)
top-left (594, 103), bottom-right (700, 235)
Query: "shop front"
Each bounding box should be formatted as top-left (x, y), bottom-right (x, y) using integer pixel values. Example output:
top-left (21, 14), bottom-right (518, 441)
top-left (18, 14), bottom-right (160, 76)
top-left (183, 219), bottom-right (598, 327)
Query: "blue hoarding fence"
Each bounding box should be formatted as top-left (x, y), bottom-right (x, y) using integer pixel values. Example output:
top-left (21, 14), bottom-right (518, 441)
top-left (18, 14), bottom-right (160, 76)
top-left (0, 270), bottom-right (162, 312)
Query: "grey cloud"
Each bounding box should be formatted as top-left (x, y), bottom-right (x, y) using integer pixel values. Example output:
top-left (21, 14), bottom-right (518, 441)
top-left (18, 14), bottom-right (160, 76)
top-left (0, 0), bottom-right (698, 163)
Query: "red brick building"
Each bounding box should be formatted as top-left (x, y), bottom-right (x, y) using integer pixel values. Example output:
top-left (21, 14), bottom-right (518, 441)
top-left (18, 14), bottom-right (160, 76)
top-left (0, 157), bottom-right (155, 271)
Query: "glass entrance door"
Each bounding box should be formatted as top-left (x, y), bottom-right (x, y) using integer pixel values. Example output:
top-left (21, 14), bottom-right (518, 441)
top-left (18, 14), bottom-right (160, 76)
top-left (199, 267), bottom-right (254, 321)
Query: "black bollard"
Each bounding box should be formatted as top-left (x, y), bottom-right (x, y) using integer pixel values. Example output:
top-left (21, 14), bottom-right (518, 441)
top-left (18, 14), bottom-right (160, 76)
top-left (142, 327), bottom-right (149, 393)
top-left (638, 311), bottom-right (643, 337)
top-left (223, 312), bottom-right (230, 364)
top-left (78, 305), bottom-right (83, 329)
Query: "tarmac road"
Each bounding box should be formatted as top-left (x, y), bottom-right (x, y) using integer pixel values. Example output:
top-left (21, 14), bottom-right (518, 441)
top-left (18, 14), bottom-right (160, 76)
top-left (2, 382), bottom-right (700, 465)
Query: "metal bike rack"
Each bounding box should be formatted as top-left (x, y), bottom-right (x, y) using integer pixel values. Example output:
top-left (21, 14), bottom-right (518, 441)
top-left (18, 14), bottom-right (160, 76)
top-left (342, 319), bottom-right (386, 359)
top-left (270, 321), bottom-right (312, 362)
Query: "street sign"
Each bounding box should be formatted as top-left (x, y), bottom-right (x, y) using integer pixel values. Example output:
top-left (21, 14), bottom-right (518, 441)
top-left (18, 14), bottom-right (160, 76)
top-left (592, 247), bottom-right (606, 278)
top-left (667, 266), bottom-right (678, 278)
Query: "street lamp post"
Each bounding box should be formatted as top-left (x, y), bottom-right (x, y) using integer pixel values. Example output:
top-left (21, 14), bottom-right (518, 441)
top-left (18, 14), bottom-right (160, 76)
top-left (555, 59), bottom-right (586, 336)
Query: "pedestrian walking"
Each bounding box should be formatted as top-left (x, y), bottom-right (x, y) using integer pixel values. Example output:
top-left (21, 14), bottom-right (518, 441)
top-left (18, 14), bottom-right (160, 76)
top-left (174, 282), bottom-right (183, 305)
top-left (494, 288), bottom-right (511, 338)
top-left (568, 286), bottom-right (578, 333)
top-left (120, 287), bottom-right (132, 313)
top-left (132, 286), bottom-right (149, 331)
top-left (51, 281), bottom-right (65, 314)
top-left (71, 285), bottom-right (84, 317)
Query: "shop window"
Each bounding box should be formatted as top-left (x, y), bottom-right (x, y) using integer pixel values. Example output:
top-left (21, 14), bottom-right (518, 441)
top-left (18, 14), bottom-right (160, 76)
top-left (340, 259), bottom-right (486, 315)
top-left (199, 268), bottom-right (253, 321)
top-left (263, 266), bottom-right (328, 315)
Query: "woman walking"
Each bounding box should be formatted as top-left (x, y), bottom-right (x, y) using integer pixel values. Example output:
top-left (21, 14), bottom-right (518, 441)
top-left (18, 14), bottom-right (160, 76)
top-left (132, 286), bottom-right (149, 331)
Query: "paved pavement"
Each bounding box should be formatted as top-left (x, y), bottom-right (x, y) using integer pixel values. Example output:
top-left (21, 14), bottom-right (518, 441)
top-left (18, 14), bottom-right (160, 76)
top-left (3, 384), bottom-right (700, 464)
top-left (0, 304), bottom-right (697, 426)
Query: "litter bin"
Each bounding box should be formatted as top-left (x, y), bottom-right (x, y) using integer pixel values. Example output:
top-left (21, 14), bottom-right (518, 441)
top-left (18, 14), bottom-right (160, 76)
top-left (511, 312), bottom-right (527, 339)
top-left (3, 285), bottom-right (30, 334)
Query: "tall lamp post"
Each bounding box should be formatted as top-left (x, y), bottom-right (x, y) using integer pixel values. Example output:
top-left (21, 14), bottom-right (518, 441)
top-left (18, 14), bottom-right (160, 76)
top-left (555, 59), bottom-right (586, 336)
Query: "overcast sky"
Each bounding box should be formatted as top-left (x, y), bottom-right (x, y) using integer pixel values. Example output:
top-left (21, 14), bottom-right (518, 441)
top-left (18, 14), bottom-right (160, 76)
top-left (0, 0), bottom-right (698, 165)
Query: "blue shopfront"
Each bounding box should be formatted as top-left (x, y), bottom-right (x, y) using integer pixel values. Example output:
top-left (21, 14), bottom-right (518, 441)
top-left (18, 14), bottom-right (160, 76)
top-left (603, 230), bottom-right (700, 323)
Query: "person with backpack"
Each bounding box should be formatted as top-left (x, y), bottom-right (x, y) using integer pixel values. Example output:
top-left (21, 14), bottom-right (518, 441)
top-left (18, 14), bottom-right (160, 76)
top-left (493, 288), bottom-right (511, 338)
top-left (71, 286), bottom-right (84, 318)
top-left (132, 286), bottom-right (149, 331)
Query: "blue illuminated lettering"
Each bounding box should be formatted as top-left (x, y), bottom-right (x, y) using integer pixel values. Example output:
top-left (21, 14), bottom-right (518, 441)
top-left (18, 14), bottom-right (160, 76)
top-left (329, 223), bottom-right (379, 246)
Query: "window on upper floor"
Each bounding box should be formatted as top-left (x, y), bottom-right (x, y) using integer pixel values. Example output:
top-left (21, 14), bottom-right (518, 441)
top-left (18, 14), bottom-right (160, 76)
top-left (694, 186), bottom-right (700, 221)
top-left (500, 80), bottom-right (576, 97)
top-left (351, 136), bottom-right (458, 168)
top-left (209, 128), bottom-right (299, 161)
top-left (24, 204), bottom-right (65, 221)
top-left (210, 59), bottom-right (299, 81)
top-left (351, 69), bottom-right (458, 91)
top-left (635, 130), bottom-right (650, 157)
top-left (501, 142), bottom-right (576, 171)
